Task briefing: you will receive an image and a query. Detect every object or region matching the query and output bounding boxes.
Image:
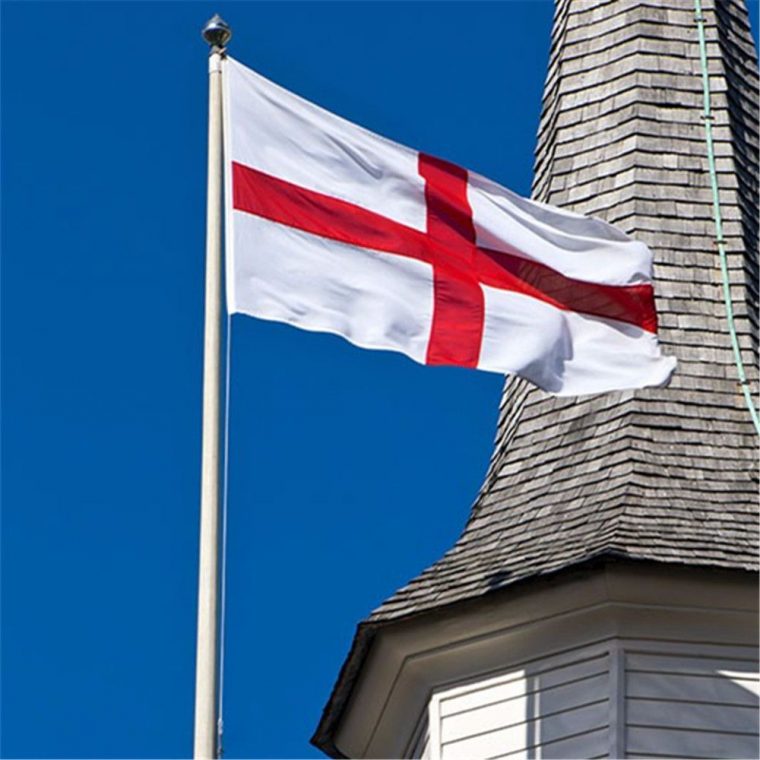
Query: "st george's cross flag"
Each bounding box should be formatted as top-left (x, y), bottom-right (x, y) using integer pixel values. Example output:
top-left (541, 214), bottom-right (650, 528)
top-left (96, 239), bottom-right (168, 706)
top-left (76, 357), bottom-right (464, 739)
top-left (223, 57), bottom-right (676, 396)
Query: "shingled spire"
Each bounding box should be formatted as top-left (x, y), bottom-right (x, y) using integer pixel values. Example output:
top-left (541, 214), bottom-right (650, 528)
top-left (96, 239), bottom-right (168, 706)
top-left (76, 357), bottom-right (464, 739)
top-left (314, 0), bottom-right (758, 753)
top-left (371, 0), bottom-right (759, 622)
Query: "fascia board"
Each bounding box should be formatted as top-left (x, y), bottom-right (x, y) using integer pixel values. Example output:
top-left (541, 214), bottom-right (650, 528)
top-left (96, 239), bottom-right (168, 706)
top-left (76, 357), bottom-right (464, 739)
top-left (332, 563), bottom-right (758, 758)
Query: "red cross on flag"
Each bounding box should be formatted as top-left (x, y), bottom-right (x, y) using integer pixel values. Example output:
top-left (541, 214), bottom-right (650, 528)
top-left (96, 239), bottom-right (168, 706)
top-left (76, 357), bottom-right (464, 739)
top-left (223, 57), bottom-right (676, 396)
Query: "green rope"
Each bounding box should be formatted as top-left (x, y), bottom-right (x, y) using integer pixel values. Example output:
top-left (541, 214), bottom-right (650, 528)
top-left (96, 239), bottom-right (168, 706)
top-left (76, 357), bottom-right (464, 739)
top-left (693, 0), bottom-right (760, 436)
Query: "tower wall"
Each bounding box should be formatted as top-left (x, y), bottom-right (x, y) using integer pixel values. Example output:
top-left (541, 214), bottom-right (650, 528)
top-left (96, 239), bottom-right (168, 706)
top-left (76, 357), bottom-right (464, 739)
top-left (313, 1), bottom-right (760, 755)
top-left (328, 565), bottom-right (757, 758)
top-left (420, 638), bottom-right (758, 759)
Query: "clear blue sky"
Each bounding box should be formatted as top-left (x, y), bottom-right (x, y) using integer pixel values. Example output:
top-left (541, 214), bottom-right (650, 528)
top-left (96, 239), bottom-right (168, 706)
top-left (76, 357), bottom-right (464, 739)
top-left (2, 2), bottom-right (757, 759)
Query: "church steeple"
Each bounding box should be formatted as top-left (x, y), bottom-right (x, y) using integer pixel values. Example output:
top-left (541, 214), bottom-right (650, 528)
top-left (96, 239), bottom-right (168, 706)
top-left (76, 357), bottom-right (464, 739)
top-left (313, 1), bottom-right (758, 756)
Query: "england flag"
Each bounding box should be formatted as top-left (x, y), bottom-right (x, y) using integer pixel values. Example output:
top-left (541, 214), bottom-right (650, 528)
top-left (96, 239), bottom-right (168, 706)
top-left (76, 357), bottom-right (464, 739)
top-left (223, 57), bottom-right (676, 396)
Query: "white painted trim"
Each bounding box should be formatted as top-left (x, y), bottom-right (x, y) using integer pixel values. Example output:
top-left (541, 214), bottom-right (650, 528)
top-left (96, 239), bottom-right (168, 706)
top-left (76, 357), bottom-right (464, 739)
top-left (608, 640), bottom-right (626, 759)
top-left (619, 639), bottom-right (758, 659)
top-left (332, 566), bottom-right (757, 758)
top-left (428, 693), bottom-right (442, 760)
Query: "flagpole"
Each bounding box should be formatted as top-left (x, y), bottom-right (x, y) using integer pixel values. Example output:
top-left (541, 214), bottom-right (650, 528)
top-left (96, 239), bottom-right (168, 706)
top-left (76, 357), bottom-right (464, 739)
top-left (195, 14), bottom-right (231, 760)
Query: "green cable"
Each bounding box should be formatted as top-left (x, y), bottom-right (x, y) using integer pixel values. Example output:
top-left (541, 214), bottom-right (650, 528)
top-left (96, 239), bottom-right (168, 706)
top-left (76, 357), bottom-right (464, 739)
top-left (693, 0), bottom-right (760, 436)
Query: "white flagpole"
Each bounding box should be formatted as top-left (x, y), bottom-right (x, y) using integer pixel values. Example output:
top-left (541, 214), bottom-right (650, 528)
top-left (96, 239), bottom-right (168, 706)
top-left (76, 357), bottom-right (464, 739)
top-left (195, 14), bottom-right (231, 760)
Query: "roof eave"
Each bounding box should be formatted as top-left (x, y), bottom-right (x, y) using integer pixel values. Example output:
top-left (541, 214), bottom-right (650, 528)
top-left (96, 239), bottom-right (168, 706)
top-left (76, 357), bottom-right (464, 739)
top-left (312, 550), bottom-right (759, 756)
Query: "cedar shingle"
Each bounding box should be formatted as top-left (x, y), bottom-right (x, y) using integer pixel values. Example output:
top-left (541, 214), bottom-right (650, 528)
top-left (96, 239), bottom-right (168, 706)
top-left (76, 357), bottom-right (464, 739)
top-left (371, 0), bottom-right (759, 625)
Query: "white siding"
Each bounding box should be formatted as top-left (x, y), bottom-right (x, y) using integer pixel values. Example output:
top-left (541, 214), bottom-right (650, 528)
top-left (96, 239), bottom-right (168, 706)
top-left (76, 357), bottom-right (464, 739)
top-left (625, 646), bottom-right (759, 759)
top-left (432, 647), bottom-right (611, 759)
top-left (418, 641), bottom-right (759, 760)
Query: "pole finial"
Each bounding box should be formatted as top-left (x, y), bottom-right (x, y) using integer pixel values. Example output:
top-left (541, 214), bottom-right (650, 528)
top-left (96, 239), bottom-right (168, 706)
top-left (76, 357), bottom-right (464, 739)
top-left (202, 14), bottom-right (232, 51)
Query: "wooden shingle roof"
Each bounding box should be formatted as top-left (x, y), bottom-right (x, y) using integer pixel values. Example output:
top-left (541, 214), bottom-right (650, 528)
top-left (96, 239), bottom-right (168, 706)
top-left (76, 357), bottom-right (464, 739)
top-left (313, 0), bottom-right (758, 751)
top-left (370, 0), bottom-right (759, 624)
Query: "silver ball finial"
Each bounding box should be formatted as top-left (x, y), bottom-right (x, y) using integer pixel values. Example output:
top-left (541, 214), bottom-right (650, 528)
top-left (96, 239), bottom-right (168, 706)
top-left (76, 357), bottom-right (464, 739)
top-left (202, 14), bottom-right (232, 50)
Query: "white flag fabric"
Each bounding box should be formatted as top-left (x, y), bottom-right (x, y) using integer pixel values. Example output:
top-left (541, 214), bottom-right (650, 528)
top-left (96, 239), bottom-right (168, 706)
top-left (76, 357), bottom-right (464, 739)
top-left (223, 57), bottom-right (676, 396)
